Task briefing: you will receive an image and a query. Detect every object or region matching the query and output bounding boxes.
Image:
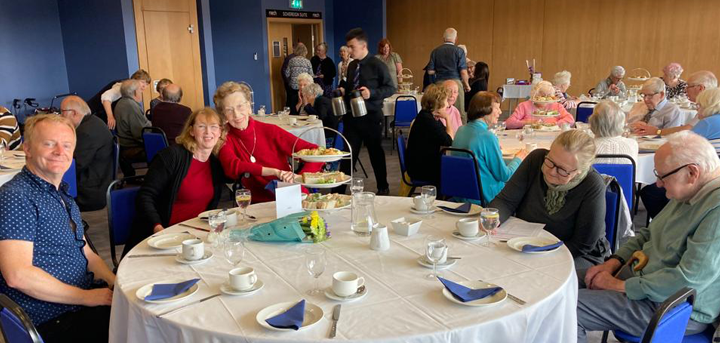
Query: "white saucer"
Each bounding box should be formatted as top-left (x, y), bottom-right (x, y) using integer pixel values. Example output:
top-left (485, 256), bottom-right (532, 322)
top-left (441, 280), bottom-right (507, 307)
top-left (416, 256), bottom-right (457, 270)
top-left (324, 286), bottom-right (368, 302)
top-left (256, 301), bottom-right (324, 331)
top-left (147, 232), bottom-right (197, 250)
top-left (136, 279), bottom-right (200, 304)
top-left (451, 231), bottom-right (487, 241)
top-left (506, 237), bottom-right (562, 254)
top-left (410, 206), bottom-right (437, 215)
top-left (175, 251), bottom-right (213, 264)
top-left (220, 280), bottom-right (264, 296)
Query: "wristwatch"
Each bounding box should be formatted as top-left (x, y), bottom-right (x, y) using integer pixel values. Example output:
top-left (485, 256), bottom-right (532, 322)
top-left (606, 254), bottom-right (626, 265)
top-left (655, 129), bottom-right (662, 136)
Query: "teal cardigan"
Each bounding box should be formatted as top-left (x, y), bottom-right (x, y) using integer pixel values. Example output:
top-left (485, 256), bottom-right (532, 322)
top-left (451, 120), bottom-right (521, 204)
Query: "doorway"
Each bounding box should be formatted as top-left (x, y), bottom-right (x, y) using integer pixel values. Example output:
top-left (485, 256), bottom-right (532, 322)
top-left (266, 18), bottom-right (323, 113)
top-left (133, 0), bottom-right (205, 112)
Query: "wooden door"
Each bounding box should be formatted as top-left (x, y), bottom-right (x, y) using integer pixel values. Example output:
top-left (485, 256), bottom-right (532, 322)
top-left (133, 0), bottom-right (204, 112)
top-left (268, 22), bottom-right (293, 113)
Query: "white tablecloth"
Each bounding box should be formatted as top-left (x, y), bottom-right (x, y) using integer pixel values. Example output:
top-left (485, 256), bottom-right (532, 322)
top-left (498, 130), bottom-right (658, 184)
top-left (110, 197), bottom-right (578, 342)
top-left (252, 115), bottom-right (327, 147)
top-left (501, 84), bottom-right (532, 101)
top-left (382, 93), bottom-right (422, 117)
top-left (0, 151), bottom-right (25, 187)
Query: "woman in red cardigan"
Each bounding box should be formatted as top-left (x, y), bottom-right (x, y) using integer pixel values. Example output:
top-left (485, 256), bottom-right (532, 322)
top-left (216, 81), bottom-right (322, 203)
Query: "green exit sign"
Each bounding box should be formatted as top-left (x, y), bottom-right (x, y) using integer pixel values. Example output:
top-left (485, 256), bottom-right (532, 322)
top-left (289, 0), bottom-right (303, 9)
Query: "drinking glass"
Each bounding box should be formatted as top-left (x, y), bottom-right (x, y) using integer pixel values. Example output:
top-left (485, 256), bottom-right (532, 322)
top-left (496, 121), bottom-right (506, 132)
top-left (208, 210), bottom-right (227, 249)
top-left (424, 235), bottom-right (447, 279)
top-left (305, 247), bottom-right (327, 295)
top-left (420, 185), bottom-right (436, 219)
top-left (223, 235), bottom-right (245, 268)
top-left (480, 208), bottom-right (500, 247)
top-left (235, 189), bottom-right (252, 223)
top-left (350, 177), bottom-right (364, 195)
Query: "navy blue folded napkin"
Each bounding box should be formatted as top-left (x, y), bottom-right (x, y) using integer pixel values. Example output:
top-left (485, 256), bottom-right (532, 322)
top-left (145, 278), bottom-right (200, 301)
top-left (266, 299), bottom-right (306, 330)
top-left (437, 202), bottom-right (471, 214)
top-left (522, 241), bottom-right (563, 252)
top-left (438, 277), bottom-right (503, 302)
top-left (265, 180), bottom-right (279, 194)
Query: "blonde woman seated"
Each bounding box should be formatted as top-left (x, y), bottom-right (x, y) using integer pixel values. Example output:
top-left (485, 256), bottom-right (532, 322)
top-left (505, 81), bottom-right (574, 129)
top-left (488, 130), bottom-right (610, 269)
top-left (405, 84), bottom-right (454, 186)
top-left (589, 100), bottom-right (638, 164)
top-left (452, 91), bottom-right (528, 204)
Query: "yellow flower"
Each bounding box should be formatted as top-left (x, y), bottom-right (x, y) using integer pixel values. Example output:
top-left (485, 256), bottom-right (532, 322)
top-left (310, 211), bottom-right (319, 228)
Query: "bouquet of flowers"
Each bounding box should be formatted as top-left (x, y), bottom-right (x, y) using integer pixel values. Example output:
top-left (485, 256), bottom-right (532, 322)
top-left (248, 211), bottom-right (330, 243)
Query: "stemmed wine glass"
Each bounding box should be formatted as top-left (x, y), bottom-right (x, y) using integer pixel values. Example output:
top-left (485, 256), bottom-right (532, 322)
top-left (480, 208), bottom-right (500, 247)
top-left (208, 210), bottom-right (227, 250)
top-left (235, 189), bottom-right (252, 223)
top-left (223, 235), bottom-right (245, 268)
top-left (425, 235), bottom-right (447, 279)
top-left (305, 247), bottom-right (327, 295)
top-left (420, 185), bottom-right (436, 219)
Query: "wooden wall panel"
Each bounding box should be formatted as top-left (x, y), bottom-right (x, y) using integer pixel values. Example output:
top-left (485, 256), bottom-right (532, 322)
top-left (387, 0), bottom-right (720, 101)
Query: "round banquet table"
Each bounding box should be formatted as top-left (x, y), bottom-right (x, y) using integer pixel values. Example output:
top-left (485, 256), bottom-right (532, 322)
top-left (252, 115), bottom-right (327, 147)
top-left (110, 197), bottom-right (578, 343)
top-left (499, 129), bottom-right (658, 184)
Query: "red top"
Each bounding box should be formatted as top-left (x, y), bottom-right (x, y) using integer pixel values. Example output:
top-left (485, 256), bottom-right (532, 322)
top-left (218, 118), bottom-right (322, 203)
top-left (169, 157), bottom-right (214, 225)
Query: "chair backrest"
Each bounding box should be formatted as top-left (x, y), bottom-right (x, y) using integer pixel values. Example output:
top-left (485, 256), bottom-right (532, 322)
top-left (439, 147), bottom-right (485, 206)
top-left (576, 101), bottom-right (597, 123)
top-left (0, 294), bottom-right (44, 343)
top-left (142, 127), bottom-right (169, 164)
top-left (106, 176), bottom-right (143, 267)
top-left (604, 178), bottom-right (622, 253)
top-left (594, 154), bottom-right (636, 213)
top-left (643, 287), bottom-right (696, 343)
top-left (111, 135), bottom-right (120, 180)
top-left (61, 159), bottom-right (77, 198)
top-left (397, 132), bottom-right (408, 174)
top-left (394, 96), bottom-right (418, 126)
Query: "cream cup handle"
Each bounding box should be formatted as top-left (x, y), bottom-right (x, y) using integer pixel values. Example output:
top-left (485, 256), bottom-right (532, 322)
top-left (357, 277), bottom-right (365, 288)
top-left (249, 274), bottom-right (258, 286)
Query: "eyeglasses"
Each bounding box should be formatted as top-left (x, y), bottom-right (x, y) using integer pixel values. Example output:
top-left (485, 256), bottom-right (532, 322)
top-left (641, 92), bottom-right (659, 99)
top-left (224, 101), bottom-right (251, 114)
top-left (653, 163), bottom-right (697, 181)
top-left (195, 124), bottom-right (221, 132)
top-left (543, 157), bottom-right (577, 177)
top-left (60, 109), bottom-right (75, 114)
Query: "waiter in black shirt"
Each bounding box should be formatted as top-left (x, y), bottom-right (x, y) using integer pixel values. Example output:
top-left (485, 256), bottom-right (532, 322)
top-left (338, 28), bottom-right (396, 195)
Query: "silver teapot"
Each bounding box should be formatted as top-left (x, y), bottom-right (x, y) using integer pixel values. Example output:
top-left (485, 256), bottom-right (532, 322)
top-left (331, 90), bottom-right (347, 116)
top-left (350, 90), bottom-right (367, 117)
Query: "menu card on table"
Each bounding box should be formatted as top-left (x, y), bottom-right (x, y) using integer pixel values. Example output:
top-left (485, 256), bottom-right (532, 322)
top-left (495, 217), bottom-right (545, 240)
top-left (275, 182), bottom-right (303, 218)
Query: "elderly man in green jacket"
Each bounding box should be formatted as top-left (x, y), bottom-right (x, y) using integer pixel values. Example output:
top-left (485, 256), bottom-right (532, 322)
top-left (576, 131), bottom-right (720, 342)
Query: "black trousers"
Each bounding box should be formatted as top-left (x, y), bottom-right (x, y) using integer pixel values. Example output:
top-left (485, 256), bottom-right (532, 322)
top-left (37, 305), bottom-right (111, 343)
top-left (340, 114), bottom-right (389, 190)
top-left (119, 146), bottom-right (146, 177)
top-left (639, 184), bottom-right (669, 221)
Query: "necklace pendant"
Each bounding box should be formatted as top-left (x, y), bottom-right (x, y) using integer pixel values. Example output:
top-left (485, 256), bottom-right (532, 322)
top-left (250, 155), bottom-right (256, 163)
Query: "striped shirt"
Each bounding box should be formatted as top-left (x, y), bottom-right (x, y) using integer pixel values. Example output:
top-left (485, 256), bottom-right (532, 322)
top-left (0, 107), bottom-right (21, 150)
top-left (554, 87), bottom-right (577, 109)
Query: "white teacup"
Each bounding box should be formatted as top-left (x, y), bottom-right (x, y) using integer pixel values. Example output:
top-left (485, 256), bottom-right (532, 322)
top-left (182, 239), bottom-right (204, 261)
top-left (413, 195), bottom-right (430, 211)
top-left (525, 143), bottom-right (538, 151)
top-left (287, 117), bottom-right (297, 125)
top-left (332, 271), bottom-right (365, 297)
top-left (456, 218), bottom-right (479, 237)
top-left (308, 115), bottom-right (318, 122)
top-left (229, 267), bottom-right (258, 291)
top-left (225, 210), bottom-right (238, 227)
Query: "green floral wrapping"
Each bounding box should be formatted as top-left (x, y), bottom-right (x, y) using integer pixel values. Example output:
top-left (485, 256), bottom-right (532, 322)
top-left (248, 211), bottom-right (330, 243)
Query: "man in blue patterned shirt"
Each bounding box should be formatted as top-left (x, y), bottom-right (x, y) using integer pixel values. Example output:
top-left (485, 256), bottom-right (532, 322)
top-left (0, 114), bottom-right (116, 342)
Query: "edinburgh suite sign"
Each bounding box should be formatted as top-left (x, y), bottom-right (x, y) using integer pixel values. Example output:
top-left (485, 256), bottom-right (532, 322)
top-left (266, 9), bottom-right (322, 19)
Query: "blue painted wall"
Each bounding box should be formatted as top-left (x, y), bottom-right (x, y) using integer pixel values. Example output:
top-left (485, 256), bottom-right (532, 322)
top-left (332, 0), bottom-right (385, 60)
top-left (0, 0), bottom-right (69, 121)
top-left (57, 0), bottom-right (130, 100)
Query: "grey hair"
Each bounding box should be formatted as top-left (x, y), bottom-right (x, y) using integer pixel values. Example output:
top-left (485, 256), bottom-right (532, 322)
top-left (457, 44), bottom-right (468, 55)
top-left (63, 95), bottom-right (91, 117)
top-left (297, 72), bottom-right (314, 85)
top-left (663, 63), bottom-right (684, 79)
top-left (120, 79), bottom-right (139, 98)
top-left (339, 46), bottom-right (350, 54)
top-left (641, 77), bottom-right (667, 96)
top-left (443, 28), bottom-right (457, 41)
top-left (162, 85), bottom-right (183, 103)
top-left (610, 66), bottom-right (625, 78)
top-left (665, 131), bottom-right (720, 174)
top-left (552, 70), bottom-right (572, 87)
top-left (552, 129), bottom-right (597, 172)
top-left (696, 88), bottom-right (720, 119)
top-left (688, 71), bottom-right (718, 89)
top-left (530, 81), bottom-right (554, 99)
top-left (301, 82), bottom-right (323, 99)
top-left (294, 42), bottom-right (308, 57)
top-left (589, 100), bottom-right (625, 138)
